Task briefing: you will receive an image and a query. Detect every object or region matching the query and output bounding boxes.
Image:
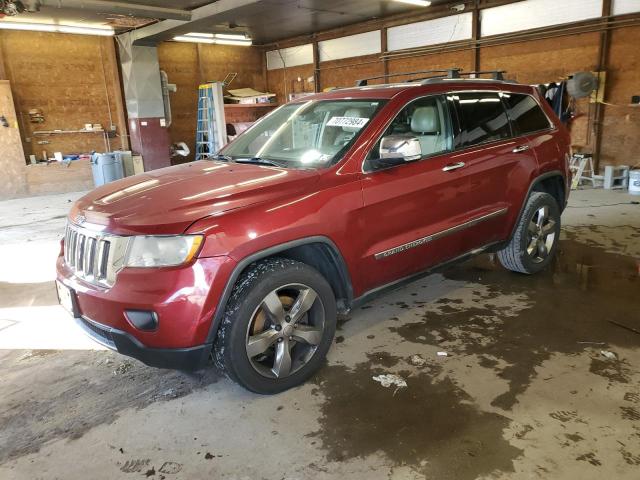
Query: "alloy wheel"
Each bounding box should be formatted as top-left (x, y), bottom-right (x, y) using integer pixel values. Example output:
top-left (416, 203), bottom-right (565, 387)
top-left (526, 205), bottom-right (556, 264)
top-left (245, 284), bottom-right (325, 379)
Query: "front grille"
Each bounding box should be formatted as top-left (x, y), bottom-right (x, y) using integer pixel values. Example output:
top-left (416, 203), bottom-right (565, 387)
top-left (63, 223), bottom-right (127, 287)
top-left (78, 316), bottom-right (116, 349)
top-left (64, 226), bottom-right (110, 281)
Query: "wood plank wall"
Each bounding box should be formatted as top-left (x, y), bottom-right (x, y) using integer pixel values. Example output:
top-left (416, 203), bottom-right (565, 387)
top-left (0, 30), bottom-right (126, 161)
top-left (157, 42), bottom-right (265, 163)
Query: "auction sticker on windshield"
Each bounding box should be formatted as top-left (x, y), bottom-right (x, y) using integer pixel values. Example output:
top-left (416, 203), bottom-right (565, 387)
top-left (327, 117), bottom-right (369, 129)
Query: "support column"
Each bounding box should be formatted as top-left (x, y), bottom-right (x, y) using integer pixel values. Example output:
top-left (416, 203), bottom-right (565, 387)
top-left (381, 28), bottom-right (389, 83)
top-left (117, 33), bottom-right (171, 171)
top-left (312, 39), bottom-right (321, 93)
top-left (593, 0), bottom-right (612, 173)
top-left (471, 0), bottom-right (481, 72)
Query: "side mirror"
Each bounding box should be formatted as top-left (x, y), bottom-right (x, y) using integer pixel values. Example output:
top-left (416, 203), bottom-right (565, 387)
top-left (368, 135), bottom-right (422, 171)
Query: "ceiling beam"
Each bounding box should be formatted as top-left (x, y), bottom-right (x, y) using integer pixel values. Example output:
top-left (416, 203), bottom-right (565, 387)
top-left (32, 0), bottom-right (192, 21)
top-left (126, 0), bottom-right (262, 46)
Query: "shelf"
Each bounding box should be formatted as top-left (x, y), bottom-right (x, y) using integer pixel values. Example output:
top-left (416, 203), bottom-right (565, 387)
top-left (223, 103), bottom-right (279, 109)
top-left (33, 129), bottom-right (106, 136)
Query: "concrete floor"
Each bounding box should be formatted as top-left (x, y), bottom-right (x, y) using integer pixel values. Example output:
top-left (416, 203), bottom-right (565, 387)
top-left (1, 188), bottom-right (639, 480)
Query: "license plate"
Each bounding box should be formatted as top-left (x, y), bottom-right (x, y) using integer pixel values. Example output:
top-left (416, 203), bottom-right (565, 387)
top-left (56, 280), bottom-right (78, 317)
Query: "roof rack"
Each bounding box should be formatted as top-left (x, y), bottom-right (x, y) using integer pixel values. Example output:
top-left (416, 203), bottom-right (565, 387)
top-left (355, 68), bottom-right (462, 87)
top-left (354, 68), bottom-right (510, 87)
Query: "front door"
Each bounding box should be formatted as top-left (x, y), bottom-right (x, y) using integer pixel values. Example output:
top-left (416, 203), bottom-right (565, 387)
top-left (357, 94), bottom-right (473, 293)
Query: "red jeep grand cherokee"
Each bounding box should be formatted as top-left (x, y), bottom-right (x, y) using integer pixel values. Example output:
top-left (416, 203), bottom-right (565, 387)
top-left (56, 70), bottom-right (571, 393)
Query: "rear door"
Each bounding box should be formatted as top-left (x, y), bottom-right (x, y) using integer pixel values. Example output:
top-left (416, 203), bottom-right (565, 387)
top-left (447, 90), bottom-right (539, 251)
top-left (357, 94), bottom-right (472, 293)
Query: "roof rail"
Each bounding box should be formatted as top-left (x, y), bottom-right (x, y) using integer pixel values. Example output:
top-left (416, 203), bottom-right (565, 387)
top-left (419, 70), bottom-right (510, 84)
top-left (355, 68), bottom-right (462, 87)
top-left (458, 70), bottom-right (506, 81)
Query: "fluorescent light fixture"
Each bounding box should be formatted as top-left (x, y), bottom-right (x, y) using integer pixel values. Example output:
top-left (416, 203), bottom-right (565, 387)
top-left (212, 38), bottom-right (252, 46)
top-left (58, 26), bottom-right (114, 36)
top-left (0, 22), bottom-right (56, 32)
top-left (214, 33), bottom-right (249, 40)
top-left (0, 22), bottom-right (114, 35)
top-left (173, 35), bottom-right (215, 44)
top-left (173, 35), bottom-right (252, 46)
top-left (185, 32), bottom-right (214, 38)
top-left (393, 0), bottom-right (432, 6)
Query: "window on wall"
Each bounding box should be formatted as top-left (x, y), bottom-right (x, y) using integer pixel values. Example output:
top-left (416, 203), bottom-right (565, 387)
top-left (449, 92), bottom-right (511, 148)
top-left (502, 93), bottom-right (552, 136)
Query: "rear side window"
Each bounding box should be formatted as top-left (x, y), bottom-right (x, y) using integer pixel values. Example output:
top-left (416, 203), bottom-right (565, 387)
top-left (450, 92), bottom-right (511, 149)
top-left (502, 93), bottom-right (552, 135)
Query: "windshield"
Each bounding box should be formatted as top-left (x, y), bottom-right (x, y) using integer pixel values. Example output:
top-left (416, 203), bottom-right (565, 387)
top-left (219, 99), bottom-right (385, 168)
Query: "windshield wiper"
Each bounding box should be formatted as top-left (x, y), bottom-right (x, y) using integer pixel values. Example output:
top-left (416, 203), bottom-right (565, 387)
top-left (210, 154), bottom-right (232, 162)
top-left (234, 157), bottom-right (288, 168)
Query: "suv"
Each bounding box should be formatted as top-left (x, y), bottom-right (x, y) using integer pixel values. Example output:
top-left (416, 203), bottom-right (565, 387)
top-left (56, 69), bottom-right (571, 394)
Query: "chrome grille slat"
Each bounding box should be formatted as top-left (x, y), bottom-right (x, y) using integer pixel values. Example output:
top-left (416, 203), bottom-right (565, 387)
top-left (63, 223), bottom-right (125, 288)
top-left (76, 235), bottom-right (85, 272)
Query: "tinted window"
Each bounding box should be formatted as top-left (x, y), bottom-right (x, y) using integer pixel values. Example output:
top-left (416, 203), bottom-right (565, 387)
top-left (503, 93), bottom-right (552, 135)
top-left (450, 92), bottom-right (511, 148)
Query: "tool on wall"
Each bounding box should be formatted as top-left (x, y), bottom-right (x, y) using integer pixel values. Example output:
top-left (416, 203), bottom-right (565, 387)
top-left (28, 108), bottom-right (45, 123)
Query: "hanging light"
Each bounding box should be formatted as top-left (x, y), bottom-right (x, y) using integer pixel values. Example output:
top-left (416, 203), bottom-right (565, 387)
top-left (0, 21), bottom-right (114, 35)
top-left (175, 32), bottom-right (253, 46)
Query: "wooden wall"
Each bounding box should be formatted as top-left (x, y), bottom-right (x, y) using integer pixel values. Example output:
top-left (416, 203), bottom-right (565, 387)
top-left (0, 30), bottom-right (126, 160)
top-left (0, 80), bottom-right (27, 198)
top-left (599, 25), bottom-right (640, 167)
top-left (158, 42), bottom-right (265, 162)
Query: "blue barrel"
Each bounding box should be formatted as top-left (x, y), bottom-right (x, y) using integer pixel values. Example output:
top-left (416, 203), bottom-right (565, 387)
top-left (90, 153), bottom-right (124, 187)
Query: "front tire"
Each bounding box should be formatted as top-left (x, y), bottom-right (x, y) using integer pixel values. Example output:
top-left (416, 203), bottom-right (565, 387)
top-left (498, 192), bottom-right (561, 274)
top-left (213, 258), bottom-right (337, 394)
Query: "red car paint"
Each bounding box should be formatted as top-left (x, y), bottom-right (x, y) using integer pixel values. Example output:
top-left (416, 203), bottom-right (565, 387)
top-left (56, 80), bottom-right (571, 368)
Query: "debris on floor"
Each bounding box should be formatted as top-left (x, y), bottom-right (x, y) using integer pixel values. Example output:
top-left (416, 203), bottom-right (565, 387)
top-left (410, 354), bottom-right (426, 366)
top-left (600, 350), bottom-right (618, 360)
top-left (113, 361), bottom-right (134, 375)
top-left (372, 374), bottom-right (408, 390)
top-left (437, 351), bottom-right (448, 357)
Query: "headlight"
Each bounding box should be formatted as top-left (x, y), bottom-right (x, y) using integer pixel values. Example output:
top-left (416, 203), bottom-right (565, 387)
top-left (124, 235), bottom-right (204, 268)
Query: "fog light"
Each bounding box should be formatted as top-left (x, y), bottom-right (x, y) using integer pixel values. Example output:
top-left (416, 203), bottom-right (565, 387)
top-left (125, 310), bottom-right (158, 331)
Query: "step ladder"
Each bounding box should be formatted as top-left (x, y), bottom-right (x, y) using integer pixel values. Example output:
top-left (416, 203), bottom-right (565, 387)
top-left (195, 82), bottom-right (227, 161)
top-left (570, 154), bottom-right (597, 190)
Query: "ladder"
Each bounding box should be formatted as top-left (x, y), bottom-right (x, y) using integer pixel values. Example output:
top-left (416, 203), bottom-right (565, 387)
top-left (570, 154), bottom-right (597, 190)
top-left (195, 83), bottom-right (227, 161)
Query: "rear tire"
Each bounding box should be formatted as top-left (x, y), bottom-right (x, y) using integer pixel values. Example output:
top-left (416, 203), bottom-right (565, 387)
top-left (213, 258), bottom-right (336, 394)
top-left (498, 192), bottom-right (561, 274)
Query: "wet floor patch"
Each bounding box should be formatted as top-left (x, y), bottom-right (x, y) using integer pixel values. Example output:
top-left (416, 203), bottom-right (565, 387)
top-left (311, 360), bottom-right (521, 480)
top-left (389, 239), bottom-right (640, 410)
top-left (0, 349), bottom-right (221, 463)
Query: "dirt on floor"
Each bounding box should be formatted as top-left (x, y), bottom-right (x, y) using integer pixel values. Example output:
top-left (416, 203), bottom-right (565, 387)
top-left (0, 189), bottom-right (639, 480)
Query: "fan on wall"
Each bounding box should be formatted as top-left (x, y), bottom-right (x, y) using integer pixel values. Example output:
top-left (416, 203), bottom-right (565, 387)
top-left (567, 71), bottom-right (600, 99)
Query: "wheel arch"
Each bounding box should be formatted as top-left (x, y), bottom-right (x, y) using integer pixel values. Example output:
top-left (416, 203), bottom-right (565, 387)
top-left (205, 236), bottom-right (353, 344)
top-left (509, 170), bottom-right (566, 242)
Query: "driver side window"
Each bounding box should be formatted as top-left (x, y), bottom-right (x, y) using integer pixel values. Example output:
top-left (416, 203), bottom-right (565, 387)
top-left (367, 95), bottom-right (453, 164)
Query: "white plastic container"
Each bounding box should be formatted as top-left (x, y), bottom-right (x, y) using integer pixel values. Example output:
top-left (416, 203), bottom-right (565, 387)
top-left (629, 170), bottom-right (640, 196)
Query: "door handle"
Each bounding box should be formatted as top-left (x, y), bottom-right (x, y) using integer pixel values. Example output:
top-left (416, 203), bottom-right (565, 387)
top-left (442, 162), bottom-right (466, 172)
top-left (512, 145), bottom-right (531, 153)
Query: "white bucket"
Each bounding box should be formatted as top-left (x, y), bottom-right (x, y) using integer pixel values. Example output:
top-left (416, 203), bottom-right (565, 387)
top-left (630, 170), bottom-right (640, 196)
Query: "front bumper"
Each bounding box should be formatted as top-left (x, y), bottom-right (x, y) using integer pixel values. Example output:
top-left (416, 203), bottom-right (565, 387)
top-left (75, 315), bottom-right (210, 370)
top-left (56, 253), bottom-right (236, 369)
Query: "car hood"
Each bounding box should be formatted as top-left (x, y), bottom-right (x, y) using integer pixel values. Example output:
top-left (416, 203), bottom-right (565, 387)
top-left (70, 161), bottom-right (320, 235)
